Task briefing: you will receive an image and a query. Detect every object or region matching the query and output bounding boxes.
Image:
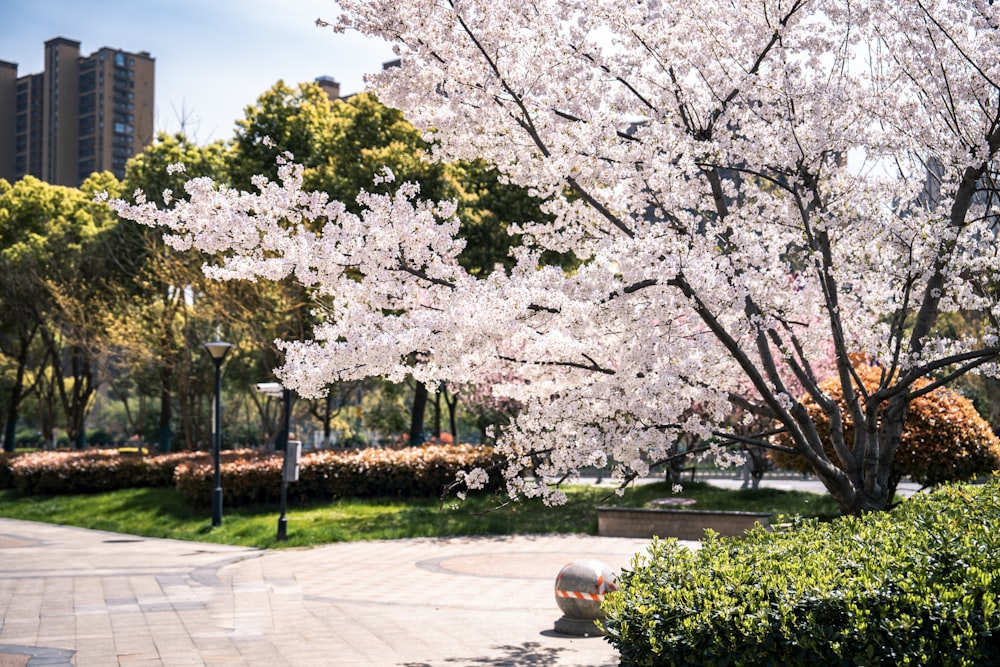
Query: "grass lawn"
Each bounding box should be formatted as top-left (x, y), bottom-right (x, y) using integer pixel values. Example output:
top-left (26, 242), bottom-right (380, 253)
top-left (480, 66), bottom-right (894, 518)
top-left (0, 480), bottom-right (841, 549)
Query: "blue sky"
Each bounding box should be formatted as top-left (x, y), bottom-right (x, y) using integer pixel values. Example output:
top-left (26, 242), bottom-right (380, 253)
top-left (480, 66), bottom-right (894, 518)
top-left (0, 0), bottom-right (397, 144)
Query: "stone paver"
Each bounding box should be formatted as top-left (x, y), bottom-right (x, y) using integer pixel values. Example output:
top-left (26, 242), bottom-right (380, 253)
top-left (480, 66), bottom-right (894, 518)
top-left (0, 518), bottom-right (667, 666)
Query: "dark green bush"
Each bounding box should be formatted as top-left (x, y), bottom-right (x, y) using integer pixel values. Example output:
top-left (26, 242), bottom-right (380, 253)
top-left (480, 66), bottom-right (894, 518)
top-left (603, 477), bottom-right (1000, 667)
top-left (14, 427), bottom-right (44, 448)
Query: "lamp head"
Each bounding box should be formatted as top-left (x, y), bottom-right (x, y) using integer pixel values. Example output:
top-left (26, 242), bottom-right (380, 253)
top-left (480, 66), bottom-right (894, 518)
top-left (203, 340), bottom-right (234, 362)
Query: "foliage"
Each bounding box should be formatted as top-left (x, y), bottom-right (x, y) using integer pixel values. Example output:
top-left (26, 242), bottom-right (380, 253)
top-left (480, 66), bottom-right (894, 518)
top-left (0, 174), bottom-right (123, 450)
top-left (603, 477), bottom-right (1000, 667)
top-left (173, 443), bottom-right (505, 507)
top-left (230, 81), bottom-right (337, 190)
top-left (2, 449), bottom-right (235, 495)
top-left (771, 364), bottom-right (1000, 492)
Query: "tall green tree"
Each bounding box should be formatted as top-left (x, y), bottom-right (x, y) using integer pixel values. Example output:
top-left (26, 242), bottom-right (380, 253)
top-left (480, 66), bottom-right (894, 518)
top-left (42, 172), bottom-right (126, 448)
top-left (0, 179), bottom-right (50, 451)
top-left (117, 133), bottom-right (231, 451)
top-left (229, 81), bottom-right (337, 191)
top-left (0, 175), bottom-right (121, 450)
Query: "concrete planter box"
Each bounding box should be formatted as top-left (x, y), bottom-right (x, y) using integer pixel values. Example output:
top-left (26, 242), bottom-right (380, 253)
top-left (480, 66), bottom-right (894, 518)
top-left (597, 507), bottom-right (771, 540)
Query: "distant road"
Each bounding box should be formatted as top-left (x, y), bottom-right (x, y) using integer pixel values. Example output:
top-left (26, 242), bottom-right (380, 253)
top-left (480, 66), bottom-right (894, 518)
top-left (584, 471), bottom-right (923, 498)
top-left (697, 474), bottom-right (922, 498)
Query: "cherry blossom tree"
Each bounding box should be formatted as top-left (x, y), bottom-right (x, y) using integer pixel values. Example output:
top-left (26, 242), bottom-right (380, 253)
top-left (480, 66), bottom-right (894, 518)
top-left (110, 0), bottom-right (999, 514)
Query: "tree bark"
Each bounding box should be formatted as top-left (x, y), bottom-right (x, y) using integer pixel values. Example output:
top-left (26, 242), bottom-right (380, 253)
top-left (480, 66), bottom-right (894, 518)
top-left (410, 381), bottom-right (428, 445)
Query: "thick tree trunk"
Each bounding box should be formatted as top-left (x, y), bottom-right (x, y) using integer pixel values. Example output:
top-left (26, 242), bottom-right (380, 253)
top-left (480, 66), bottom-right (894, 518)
top-left (432, 390), bottom-right (442, 439)
top-left (444, 387), bottom-right (459, 445)
top-left (2, 366), bottom-right (25, 453)
top-left (410, 381), bottom-right (428, 445)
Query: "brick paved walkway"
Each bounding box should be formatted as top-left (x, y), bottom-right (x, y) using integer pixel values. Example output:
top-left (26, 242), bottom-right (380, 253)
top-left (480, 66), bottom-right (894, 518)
top-left (0, 519), bottom-right (665, 666)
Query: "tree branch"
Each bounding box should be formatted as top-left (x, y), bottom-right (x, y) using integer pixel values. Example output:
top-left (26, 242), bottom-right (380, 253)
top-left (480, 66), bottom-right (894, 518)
top-left (497, 354), bottom-right (615, 375)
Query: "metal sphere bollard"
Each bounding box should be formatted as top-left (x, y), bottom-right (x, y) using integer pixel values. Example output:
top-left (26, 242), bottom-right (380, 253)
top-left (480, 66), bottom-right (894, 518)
top-left (553, 559), bottom-right (617, 636)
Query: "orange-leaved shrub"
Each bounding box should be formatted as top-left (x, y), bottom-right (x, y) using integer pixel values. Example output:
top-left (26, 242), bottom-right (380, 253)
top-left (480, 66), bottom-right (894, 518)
top-left (173, 444), bottom-right (504, 507)
top-left (771, 364), bottom-right (1000, 488)
top-left (3, 449), bottom-right (258, 495)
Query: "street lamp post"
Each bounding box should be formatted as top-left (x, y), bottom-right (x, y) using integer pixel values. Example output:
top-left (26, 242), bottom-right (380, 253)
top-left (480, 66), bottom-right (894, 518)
top-left (203, 339), bottom-right (233, 527)
top-left (277, 385), bottom-right (293, 541)
top-left (255, 381), bottom-right (296, 541)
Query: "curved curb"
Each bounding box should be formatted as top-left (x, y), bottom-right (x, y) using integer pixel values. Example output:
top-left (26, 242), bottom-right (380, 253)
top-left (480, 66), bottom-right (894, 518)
top-left (0, 643), bottom-right (75, 667)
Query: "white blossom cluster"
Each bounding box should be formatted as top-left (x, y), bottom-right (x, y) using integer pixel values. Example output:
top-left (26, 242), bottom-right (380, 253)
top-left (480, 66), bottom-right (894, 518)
top-left (112, 0), bottom-right (999, 508)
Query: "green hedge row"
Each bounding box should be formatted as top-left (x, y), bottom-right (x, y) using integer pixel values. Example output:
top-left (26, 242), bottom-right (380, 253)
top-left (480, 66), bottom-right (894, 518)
top-left (174, 444), bottom-right (504, 507)
top-left (602, 477), bottom-right (1000, 667)
top-left (1, 445), bottom-right (503, 505)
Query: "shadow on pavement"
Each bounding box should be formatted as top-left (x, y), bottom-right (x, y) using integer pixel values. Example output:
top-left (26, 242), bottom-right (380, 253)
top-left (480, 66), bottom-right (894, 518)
top-left (401, 640), bottom-right (616, 667)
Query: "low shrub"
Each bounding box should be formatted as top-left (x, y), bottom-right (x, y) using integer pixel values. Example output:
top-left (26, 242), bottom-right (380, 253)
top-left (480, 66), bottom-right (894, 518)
top-left (4, 445), bottom-right (503, 506)
top-left (771, 364), bottom-right (1000, 491)
top-left (602, 477), bottom-right (1000, 667)
top-left (3, 450), bottom-right (253, 495)
top-left (174, 444), bottom-right (504, 508)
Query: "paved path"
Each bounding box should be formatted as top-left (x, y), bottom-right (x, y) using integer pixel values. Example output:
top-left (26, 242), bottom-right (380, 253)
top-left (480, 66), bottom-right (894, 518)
top-left (0, 518), bottom-right (670, 666)
top-left (0, 476), bottom-right (917, 666)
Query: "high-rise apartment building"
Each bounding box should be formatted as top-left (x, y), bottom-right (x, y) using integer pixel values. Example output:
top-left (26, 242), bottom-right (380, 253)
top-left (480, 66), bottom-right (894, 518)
top-left (0, 37), bottom-right (155, 186)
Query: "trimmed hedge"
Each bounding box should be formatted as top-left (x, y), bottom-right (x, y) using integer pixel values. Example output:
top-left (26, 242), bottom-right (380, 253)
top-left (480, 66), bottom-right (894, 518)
top-left (2, 446), bottom-right (503, 506)
top-left (602, 477), bottom-right (1000, 666)
top-left (174, 444), bottom-right (504, 508)
top-left (2, 450), bottom-right (218, 495)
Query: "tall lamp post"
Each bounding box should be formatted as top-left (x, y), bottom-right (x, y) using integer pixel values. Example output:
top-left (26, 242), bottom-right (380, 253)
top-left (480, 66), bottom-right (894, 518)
top-left (203, 339), bottom-right (233, 527)
top-left (255, 381), bottom-right (296, 541)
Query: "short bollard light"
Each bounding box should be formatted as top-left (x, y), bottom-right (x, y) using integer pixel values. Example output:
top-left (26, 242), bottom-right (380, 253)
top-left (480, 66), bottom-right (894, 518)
top-left (553, 559), bottom-right (617, 636)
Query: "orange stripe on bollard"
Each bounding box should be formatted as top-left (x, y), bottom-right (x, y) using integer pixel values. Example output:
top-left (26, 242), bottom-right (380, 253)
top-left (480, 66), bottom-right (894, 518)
top-left (555, 589), bottom-right (605, 601)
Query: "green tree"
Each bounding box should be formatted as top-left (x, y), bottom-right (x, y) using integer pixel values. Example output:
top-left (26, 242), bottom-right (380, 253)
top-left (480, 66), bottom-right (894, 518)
top-left (41, 172), bottom-right (127, 448)
top-left (117, 133), bottom-right (231, 451)
top-left (229, 81), bottom-right (337, 191)
top-left (0, 178), bottom-right (50, 451)
top-left (0, 175), bottom-right (122, 450)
